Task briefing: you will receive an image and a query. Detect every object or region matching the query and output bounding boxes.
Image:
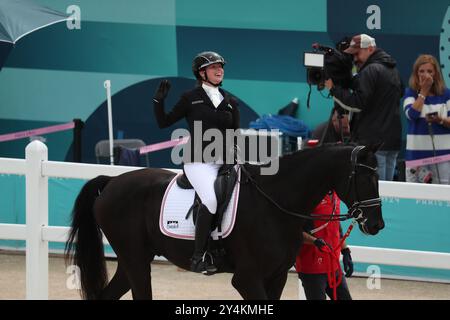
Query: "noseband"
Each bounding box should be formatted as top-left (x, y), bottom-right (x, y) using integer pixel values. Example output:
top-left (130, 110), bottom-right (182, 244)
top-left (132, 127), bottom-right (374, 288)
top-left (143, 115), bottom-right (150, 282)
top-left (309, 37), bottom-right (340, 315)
top-left (343, 146), bottom-right (382, 232)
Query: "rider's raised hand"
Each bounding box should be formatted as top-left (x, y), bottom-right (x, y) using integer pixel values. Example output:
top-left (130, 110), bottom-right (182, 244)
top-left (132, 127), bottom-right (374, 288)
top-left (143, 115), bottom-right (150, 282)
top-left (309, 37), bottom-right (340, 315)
top-left (154, 79), bottom-right (171, 102)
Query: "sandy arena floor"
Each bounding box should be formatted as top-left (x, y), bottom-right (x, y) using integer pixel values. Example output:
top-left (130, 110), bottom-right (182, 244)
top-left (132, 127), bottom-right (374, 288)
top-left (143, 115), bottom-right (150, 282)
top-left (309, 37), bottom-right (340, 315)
top-left (0, 252), bottom-right (449, 300)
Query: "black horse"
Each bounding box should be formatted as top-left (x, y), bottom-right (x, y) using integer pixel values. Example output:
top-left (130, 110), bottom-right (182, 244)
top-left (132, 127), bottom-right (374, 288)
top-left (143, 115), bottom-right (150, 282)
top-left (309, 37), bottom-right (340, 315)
top-left (65, 143), bottom-right (384, 300)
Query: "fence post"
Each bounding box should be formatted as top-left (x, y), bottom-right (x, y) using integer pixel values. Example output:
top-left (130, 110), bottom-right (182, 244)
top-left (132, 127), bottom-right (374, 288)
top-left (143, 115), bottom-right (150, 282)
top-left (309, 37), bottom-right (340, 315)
top-left (73, 118), bottom-right (84, 163)
top-left (25, 140), bottom-right (48, 299)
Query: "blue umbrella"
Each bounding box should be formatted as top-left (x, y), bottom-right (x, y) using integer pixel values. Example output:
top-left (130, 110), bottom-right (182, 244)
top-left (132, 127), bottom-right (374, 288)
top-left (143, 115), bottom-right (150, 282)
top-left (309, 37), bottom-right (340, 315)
top-left (0, 0), bottom-right (69, 70)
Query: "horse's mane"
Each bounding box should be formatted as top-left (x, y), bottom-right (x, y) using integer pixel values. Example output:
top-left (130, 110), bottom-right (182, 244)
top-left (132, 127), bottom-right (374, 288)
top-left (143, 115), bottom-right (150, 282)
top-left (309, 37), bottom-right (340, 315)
top-left (243, 142), bottom-right (356, 175)
top-left (282, 142), bottom-right (344, 159)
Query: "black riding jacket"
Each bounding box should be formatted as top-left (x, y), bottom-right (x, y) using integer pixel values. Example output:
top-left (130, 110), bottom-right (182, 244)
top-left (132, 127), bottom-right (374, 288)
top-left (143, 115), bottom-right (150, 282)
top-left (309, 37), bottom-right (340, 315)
top-left (331, 49), bottom-right (403, 151)
top-left (153, 86), bottom-right (240, 163)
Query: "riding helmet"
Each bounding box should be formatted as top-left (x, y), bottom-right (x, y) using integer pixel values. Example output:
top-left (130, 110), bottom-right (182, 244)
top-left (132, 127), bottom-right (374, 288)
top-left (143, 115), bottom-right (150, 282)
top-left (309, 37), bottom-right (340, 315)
top-left (192, 51), bottom-right (226, 79)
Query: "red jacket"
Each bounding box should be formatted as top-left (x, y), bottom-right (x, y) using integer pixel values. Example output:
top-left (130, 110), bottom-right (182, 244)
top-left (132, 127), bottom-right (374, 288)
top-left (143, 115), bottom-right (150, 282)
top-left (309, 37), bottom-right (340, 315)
top-left (295, 191), bottom-right (341, 274)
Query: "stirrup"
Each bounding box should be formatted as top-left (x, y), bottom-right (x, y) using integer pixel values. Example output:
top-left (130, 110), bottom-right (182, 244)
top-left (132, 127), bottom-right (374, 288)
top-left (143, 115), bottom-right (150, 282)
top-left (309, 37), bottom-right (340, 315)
top-left (190, 252), bottom-right (217, 275)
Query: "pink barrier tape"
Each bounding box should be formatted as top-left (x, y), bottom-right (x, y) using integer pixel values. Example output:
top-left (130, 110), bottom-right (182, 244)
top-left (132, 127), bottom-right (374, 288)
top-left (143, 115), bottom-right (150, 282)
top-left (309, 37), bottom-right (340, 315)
top-left (139, 136), bottom-right (189, 155)
top-left (405, 154), bottom-right (450, 168)
top-left (0, 121), bottom-right (75, 143)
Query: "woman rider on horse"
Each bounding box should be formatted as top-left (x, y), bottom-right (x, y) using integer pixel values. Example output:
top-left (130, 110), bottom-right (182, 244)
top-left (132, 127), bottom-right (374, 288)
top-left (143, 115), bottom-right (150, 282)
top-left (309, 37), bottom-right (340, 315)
top-left (152, 51), bottom-right (240, 274)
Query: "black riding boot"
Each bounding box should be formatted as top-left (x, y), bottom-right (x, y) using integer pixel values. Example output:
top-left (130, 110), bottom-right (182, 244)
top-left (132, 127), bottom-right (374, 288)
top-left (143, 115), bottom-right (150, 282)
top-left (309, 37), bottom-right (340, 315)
top-left (190, 205), bottom-right (217, 275)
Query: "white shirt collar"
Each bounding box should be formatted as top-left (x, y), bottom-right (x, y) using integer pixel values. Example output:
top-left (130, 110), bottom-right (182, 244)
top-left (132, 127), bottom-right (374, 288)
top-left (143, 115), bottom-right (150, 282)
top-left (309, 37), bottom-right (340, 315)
top-left (202, 83), bottom-right (220, 95)
top-left (202, 83), bottom-right (223, 108)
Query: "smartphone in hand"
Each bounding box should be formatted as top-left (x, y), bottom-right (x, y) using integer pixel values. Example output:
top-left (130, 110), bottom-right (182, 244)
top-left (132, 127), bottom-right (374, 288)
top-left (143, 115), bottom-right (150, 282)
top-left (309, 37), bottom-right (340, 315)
top-left (426, 111), bottom-right (438, 121)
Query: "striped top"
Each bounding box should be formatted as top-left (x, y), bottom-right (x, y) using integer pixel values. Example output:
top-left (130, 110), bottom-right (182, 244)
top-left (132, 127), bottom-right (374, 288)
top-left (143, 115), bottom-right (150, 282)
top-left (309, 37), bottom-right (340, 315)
top-left (403, 88), bottom-right (450, 161)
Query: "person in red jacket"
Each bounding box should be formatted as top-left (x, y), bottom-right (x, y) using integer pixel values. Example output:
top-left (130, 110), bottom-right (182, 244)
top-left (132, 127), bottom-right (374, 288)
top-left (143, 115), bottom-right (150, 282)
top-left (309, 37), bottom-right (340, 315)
top-left (296, 190), bottom-right (353, 300)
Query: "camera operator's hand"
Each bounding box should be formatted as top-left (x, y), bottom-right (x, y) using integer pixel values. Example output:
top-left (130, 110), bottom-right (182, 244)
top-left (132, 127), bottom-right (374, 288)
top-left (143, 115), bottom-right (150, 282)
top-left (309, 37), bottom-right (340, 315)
top-left (325, 78), bottom-right (334, 90)
top-left (153, 79), bottom-right (171, 102)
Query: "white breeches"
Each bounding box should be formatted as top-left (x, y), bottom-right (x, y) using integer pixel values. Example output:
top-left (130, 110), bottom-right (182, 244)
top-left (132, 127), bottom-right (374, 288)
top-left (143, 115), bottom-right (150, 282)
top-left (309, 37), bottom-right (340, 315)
top-left (183, 162), bottom-right (222, 213)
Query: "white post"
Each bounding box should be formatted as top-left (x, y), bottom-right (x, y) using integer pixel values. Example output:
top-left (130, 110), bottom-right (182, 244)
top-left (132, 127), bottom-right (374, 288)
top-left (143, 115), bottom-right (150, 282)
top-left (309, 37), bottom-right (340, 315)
top-left (25, 140), bottom-right (48, 299)
top-left (104, 80), bottom-right (114, 165)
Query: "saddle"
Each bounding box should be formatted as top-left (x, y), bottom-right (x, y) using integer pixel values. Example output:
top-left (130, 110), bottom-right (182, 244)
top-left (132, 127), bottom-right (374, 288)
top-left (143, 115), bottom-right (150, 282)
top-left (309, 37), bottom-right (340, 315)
top-left (177, 164), bottom-right (238, 234)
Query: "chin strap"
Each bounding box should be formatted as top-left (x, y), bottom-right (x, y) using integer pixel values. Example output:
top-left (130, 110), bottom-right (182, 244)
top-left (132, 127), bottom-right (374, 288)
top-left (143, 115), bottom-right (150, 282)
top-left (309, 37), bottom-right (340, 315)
top-left (202, 72), bottom-right (222, 87)
top-left (206, 80), bottom-right (222, 87)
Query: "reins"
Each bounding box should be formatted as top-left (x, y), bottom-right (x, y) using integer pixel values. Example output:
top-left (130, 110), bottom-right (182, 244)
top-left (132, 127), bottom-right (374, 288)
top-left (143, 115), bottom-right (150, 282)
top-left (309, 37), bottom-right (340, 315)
top-left (239, 164), bottom-right (352, 221)
top-left (238, 145), bottom-right (381, 223)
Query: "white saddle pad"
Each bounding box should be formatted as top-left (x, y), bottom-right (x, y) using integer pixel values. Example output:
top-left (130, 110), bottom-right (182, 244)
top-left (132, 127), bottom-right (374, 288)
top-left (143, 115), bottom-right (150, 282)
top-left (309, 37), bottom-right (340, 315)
top-left (159, 166), bottom-right (241, 240)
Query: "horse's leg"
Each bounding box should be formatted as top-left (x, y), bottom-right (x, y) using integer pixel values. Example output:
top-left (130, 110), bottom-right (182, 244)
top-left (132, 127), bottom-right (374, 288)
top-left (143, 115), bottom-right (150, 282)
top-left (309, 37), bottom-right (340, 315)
top-left (265, 271), bottom-right (288, 300)
top-left (99, 262), bottom-right (130, 300)
top-left (122, 255), bottom-right (154, 300)
top-left (231, 270), bottom-right (268, 299)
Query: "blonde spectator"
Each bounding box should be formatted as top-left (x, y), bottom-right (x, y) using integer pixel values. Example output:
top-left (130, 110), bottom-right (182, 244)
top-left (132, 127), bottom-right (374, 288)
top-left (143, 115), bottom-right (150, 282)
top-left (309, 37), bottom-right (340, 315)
top-left (403, 54), bottom-right (450, 184)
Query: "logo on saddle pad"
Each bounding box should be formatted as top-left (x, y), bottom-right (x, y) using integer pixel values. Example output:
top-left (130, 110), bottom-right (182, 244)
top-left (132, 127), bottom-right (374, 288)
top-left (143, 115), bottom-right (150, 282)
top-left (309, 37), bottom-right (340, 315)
top-left (159, 168), bottom-right (241, 240)
top-left (167, 220), bottom-right (179, 229)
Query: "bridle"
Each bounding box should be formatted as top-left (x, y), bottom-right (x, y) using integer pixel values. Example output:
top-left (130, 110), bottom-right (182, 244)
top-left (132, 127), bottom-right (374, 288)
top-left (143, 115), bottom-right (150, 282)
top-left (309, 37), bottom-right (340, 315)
top-left (338, 146), bottom-right (382, 234)
top-left (239, 145), bottom-right (382, 228)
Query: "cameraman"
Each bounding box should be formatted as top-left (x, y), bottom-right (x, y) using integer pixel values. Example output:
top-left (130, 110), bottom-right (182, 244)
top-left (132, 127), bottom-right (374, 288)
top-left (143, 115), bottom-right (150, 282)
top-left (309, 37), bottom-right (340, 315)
top-left (325, 34), bottom-right (403, 181)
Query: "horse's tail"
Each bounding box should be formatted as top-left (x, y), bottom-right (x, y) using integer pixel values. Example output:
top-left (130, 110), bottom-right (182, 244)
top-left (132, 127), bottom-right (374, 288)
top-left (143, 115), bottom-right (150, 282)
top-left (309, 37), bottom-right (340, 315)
top-left (64, 175), bottom-right (112, 300)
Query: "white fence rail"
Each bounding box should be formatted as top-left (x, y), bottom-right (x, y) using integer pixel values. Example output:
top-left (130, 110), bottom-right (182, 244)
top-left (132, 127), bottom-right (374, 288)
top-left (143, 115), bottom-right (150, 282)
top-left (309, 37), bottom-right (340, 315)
top-left (1, 140), bottom-right (450, 299)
